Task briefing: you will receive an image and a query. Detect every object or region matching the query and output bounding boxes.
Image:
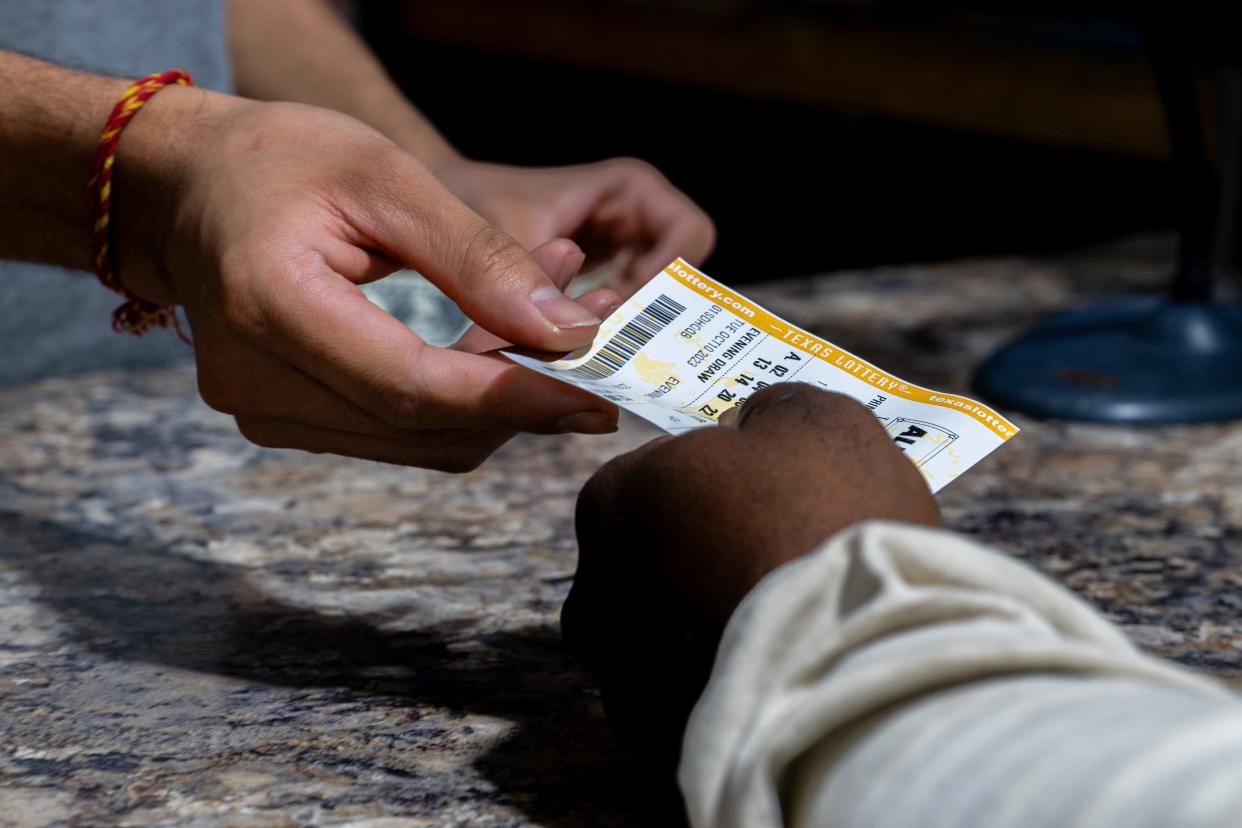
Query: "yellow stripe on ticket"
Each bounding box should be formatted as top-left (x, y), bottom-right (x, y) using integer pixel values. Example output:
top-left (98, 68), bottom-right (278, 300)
top-left (663, 259), bottom-right (1018, 441)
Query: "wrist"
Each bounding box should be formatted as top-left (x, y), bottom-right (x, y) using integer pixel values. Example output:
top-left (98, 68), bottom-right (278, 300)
top-left (109, 85), bottom-right (239, 305)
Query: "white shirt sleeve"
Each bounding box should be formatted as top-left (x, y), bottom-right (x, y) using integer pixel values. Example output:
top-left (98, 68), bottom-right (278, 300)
top-left (679, 521), bottom-right (1242, 828)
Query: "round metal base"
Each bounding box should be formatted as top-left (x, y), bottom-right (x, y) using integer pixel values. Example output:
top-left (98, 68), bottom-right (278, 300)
top-left (973, 300), bottom-right (1242, 424)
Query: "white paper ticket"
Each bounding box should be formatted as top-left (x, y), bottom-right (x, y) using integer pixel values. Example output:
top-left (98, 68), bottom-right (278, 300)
top-left (506, 258), bottom-right (1018, 492)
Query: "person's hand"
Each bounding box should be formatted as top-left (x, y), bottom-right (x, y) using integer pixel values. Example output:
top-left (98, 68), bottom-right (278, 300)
top-left (435, 158), bottom-right (716, 295)
top-left (112, 91), bottom-right (625, 471)
top-left (562, 384), bottom-right (941, 771)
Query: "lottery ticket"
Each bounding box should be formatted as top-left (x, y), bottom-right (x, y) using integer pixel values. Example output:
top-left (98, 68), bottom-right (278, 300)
top-left (506, 258), bottom-right (1018, 492)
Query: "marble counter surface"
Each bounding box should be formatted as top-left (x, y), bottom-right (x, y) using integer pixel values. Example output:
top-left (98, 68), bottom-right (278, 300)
top-left (3, 238), bottom-right (1241, 826)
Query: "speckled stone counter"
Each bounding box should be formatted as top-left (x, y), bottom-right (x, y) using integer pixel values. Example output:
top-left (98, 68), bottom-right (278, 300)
top-left (3, 238), bottom-right (1241, 826)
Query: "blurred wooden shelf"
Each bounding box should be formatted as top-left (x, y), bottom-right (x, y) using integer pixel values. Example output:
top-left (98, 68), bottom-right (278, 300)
top-left (390, 1), bottom-right (1219, 160)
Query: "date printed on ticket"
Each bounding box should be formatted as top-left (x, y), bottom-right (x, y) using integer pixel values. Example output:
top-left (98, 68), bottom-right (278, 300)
top-left (506, 259), bottom-right (1017, 492)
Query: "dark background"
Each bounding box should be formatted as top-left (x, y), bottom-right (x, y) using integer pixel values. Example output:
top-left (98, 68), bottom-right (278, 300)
top-left (358, 1), bottom-right (1239, 281)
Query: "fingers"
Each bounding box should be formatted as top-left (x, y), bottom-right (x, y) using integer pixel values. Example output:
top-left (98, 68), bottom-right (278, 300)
top-left (571, 288), bottom-right (622, 326)
top-left (625, 211), bottom-right (715, 290)
top-left (717, 405), bottom-right (744, 429)
top-left (195, 334), bottom-right (406, 437)
top-left (355, 159), bottom-right (603, 352)
top-left (195, 297), bottom-right (617, 466)
top-left (522, 237), bottom-right (586, 292)
top-left (317, 233), bottom-right (404, 285)
top-left (453, 287), bottom-right (621, 354)
top-left (233, 415), bottom-right (515, 473)
top-left (450, 321), bottom-right (515, 357)
top-left (223, 248), bottom-right (617, 434)
top-left (728, 384), bottom-right (883, 437)
top-left (722, 384), bottom-right (936, 515)
top-left (451, 238), bottom-right (589, 354)
top-left (396, 348), bottom-right (620, 432)
top-left (594, 159), bottom-right (714, 290)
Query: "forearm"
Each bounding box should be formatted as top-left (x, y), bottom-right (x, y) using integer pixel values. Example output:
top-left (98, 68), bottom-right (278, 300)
top-left (789, 673), bottom-right (1242, 828)
top-left (680, 521), bottom-right (1233, 827)
top-left (0, 50), bottom-right (130, 269)
top-left (226, 0), bottom-right (459, 170)
top-left (0, 48), bottom-right (232, 305)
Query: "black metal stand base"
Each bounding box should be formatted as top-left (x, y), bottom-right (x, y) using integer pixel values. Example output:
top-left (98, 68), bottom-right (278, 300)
top-left (974, 300), bottom-right (1242, 423)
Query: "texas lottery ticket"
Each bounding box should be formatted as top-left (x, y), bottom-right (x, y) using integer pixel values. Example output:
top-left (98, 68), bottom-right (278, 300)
top-left (506, 258), bottom-right (1017, 492)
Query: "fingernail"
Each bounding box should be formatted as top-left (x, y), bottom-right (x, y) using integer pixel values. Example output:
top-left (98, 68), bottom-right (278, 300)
top-left (531, 285), bottom-right (601, 330)
top-left (556, 411), bottom-right (618, 434)
top-left (557, 250), bottom-right (587, 287)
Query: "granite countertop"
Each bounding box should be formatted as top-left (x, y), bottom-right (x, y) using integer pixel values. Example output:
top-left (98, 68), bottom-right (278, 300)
top-left (3, 238), bottom-right (1241, 826)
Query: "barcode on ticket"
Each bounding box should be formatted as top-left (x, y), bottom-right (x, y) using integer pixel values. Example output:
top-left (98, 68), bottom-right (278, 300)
top-left (567, 294), bottom-right (687, 381)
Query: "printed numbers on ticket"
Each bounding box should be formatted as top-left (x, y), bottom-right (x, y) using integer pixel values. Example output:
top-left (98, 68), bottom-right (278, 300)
top-left (505, 259), bottom-right (1018, 492)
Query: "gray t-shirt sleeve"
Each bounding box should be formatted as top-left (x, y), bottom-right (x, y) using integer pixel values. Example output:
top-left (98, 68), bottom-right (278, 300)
top-left (0, 0), bottom-right (232, 91)
top-left (0, 0), bottom-right (232, 384)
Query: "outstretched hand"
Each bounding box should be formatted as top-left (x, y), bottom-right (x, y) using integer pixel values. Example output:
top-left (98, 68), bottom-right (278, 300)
top-left (115, 92), bottom-right (625, 471)
top-left (437, 158), bottom-right (715, 295)
top-left (563, 385), bottom-right (941, 770)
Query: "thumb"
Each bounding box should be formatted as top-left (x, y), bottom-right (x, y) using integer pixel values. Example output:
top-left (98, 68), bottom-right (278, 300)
top-left (361, 165), bottom-right (601, 352)
top-left (453, 238), bottom-right (622, 354)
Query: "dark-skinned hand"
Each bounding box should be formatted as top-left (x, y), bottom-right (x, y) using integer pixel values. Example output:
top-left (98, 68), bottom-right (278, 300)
top-left (562, 384), bottom-right (942, 780)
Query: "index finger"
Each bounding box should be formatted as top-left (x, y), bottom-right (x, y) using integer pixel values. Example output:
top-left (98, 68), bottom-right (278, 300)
top-left (243, 249), bottom-right (617, 433)
top-left (353, 156), bottom-right (604, 353)
top-left (624, 211), bottom-right (715, 291)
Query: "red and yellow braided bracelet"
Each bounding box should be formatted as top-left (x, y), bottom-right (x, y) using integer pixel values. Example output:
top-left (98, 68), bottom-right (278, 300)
top-left (88, 69), bottom-right (194, 340)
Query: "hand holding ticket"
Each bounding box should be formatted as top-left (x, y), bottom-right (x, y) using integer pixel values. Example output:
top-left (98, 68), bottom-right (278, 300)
top-left (506, 259), bottom-right (1018, 492)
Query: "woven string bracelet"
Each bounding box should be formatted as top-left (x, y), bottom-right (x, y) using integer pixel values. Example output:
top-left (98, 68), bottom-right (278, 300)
top-left (88, 69), bottom-right (195, 342)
